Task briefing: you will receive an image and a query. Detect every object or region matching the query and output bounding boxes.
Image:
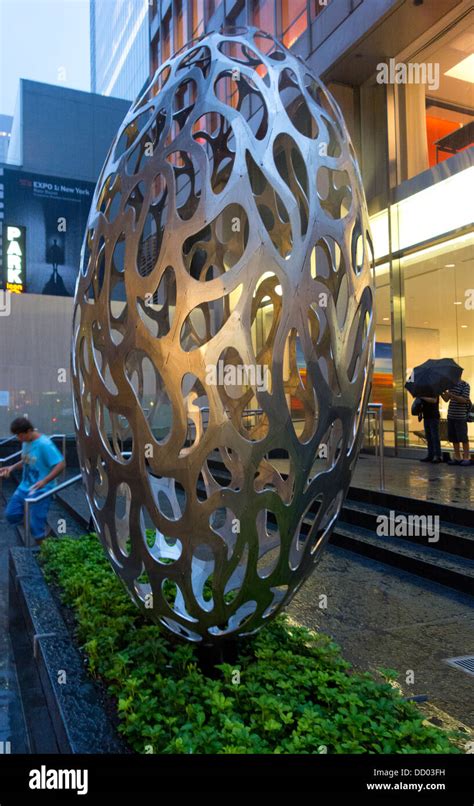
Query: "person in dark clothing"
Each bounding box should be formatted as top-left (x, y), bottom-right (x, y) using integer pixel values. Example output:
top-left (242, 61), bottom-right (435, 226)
top-left (441, 374), bottom-right (471, 465)
top-left (419, 396), bottom-right (442, 463)
top-left (49, 239), bottom-right (63, 274)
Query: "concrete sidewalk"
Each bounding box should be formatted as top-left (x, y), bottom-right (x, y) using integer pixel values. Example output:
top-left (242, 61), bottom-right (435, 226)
top-left (289, 542), bottom-right (474, 732)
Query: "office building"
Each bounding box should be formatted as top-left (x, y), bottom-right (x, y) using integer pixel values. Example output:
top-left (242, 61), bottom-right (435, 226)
top-left (2, 1), bottom-right (472, 450)
top-left (90, 0), bottom-right (150, 101)
top-left (0, 81), bottom-right (130, 434)
top-left (0, 115), bottom-right (12, 163)
top-left (145, 0), bottom-right (474, 451)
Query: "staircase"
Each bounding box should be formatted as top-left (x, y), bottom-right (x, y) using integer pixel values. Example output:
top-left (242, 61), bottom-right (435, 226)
top-left (331, 488), bottom-right (474, 596)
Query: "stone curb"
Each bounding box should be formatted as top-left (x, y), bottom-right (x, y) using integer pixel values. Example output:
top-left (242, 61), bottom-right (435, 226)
top-left (9, 547), bottom-right (125, 754)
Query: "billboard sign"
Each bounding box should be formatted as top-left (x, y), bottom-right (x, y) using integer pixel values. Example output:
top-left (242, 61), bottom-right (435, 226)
top-left (2, 224), bottom-right (26, 293)
top-left (0, 168), bottom-right (95, 297)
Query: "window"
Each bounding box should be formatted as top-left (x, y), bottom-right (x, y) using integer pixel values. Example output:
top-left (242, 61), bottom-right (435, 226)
top-left (252, 0), bottom-right (275, 35)
top-left (151, 35), bottom-right (160, 75)
top-left (403, 237), bottom-right (474, 448)
top-left (192, 0), bottom-right (204, 36)
top-left (371, 264), bottom-right (395, 446)
top-left (394, 12), bottom-right (474, 182)
top-left (215, 73), bottom-right (239, 108)
top-left (281, 0), bottom-right (307, 49)
top-left (162, 13), bottom-right (171, 63)
top-left (206, 0), bottom-right (215, 23)
top-left (424, 20), bottom-right (474, 169)
top-left (174, 1), bottom-right (188, 53)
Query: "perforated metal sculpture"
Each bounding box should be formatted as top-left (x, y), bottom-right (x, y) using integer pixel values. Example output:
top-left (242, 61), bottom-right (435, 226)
top-left (72, 27), bottom-right (375, 643)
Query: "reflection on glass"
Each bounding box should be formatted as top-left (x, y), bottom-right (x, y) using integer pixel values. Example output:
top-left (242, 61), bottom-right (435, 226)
top-left (403, 236), bottom-right (474, 447)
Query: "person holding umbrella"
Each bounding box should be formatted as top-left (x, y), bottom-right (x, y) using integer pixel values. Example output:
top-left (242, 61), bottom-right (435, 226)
top-left (406, 358), bottom-right (467, 464)
top-left (441, 370), bottom-right (471, 466)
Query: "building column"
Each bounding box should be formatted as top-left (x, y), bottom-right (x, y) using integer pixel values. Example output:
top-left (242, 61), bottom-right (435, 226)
top-left (386, 83), bottom-right (408, 451)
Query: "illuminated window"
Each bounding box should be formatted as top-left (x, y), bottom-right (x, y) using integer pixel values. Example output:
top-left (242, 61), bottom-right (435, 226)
top-left (394, 14), bottom-right (474, 180)
top-left (174, 1), bottom-right (188, 53)
top-left (253, 0), bottom-right (275, 35)
top-left (403, 236), bottom-right (474, 448)
top-left (281, 0), bottom-right (307, 48)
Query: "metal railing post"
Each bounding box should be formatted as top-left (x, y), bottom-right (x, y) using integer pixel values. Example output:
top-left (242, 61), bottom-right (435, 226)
top-left (62, 434), bottom-right (66, 480)
top-left (24, 499), bottom-right (31, 547)
top-left (378, 404), bottom-right (385, 490)
top-left (366, 403), bottom-right (385, 491)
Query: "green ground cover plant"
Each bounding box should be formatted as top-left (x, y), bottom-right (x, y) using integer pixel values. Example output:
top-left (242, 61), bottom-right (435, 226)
top-left (39, 534), bottom-right (461, 754)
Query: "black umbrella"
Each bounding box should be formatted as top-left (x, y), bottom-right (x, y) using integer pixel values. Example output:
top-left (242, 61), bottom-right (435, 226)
top-left (405, 358), bottom-right (463, 397)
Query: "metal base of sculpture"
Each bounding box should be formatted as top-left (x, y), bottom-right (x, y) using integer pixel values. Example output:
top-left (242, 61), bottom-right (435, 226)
top-left (72, 26), bottom-right (375, 643)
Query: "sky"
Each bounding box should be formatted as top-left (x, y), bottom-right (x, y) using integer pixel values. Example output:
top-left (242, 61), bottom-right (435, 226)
top-left (0, 0), bottom-right (90, 118)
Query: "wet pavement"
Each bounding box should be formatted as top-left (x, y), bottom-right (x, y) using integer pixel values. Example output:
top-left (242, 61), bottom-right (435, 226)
top-left (265, 453), bottom-right (473, 509)
top-left (288, 543), bottom-right (474, 730)
top-left (352, 455), bottom-right (474, 509)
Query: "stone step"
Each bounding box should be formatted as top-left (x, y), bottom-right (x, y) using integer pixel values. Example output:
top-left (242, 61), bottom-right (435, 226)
top-left (330, 522), bottom-right (474, 596)
top-left (340, 500), bottom-right (474, 560)
top-left (348, 484), bottom-right (472, 527)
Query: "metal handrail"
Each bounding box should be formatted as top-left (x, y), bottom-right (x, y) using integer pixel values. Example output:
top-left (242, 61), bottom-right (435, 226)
top-left (0, 450), bottom-right (22, 465)
top-left (367, 403), bottom-right (385, 490)
top-left (24, 472), bottom-right (82, 547)
top-left (0, 435), bottom-right (17, 447)
top-left (0, 450), bottom-right (22, 502)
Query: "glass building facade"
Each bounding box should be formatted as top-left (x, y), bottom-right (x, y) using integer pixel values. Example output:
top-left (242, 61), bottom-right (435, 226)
top-left (0, 115), bottom-right (12, 163)
top-left (146, 0), bottom-right (473, 454)
top-left (90, 0), bottom-right (150, 100)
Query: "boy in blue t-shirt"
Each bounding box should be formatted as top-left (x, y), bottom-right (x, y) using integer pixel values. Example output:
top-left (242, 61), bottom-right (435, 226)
top-left (0, 417), bottom-right (65, 543)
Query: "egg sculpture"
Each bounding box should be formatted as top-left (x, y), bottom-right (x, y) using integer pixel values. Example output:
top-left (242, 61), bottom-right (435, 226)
top-left (71, 26), bottom-right (375, 643)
